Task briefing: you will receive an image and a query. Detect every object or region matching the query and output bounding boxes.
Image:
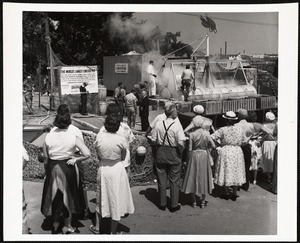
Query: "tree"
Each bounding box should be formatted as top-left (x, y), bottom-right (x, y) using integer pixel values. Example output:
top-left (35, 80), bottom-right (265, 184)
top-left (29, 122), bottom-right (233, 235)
top-left (23, 12), bottom-right (48, 82)
top-left (160, 31), bottom-right (193, 57)
top-left (23, 12), bottom-right (194, 80)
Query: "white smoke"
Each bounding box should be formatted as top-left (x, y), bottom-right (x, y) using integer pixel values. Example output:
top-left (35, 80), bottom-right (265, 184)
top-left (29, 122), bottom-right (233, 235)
top-left (109, 13), bottom-right (157, 38)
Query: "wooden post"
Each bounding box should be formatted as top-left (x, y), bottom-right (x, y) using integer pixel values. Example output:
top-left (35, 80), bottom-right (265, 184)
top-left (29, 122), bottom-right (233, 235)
top-left (44, 13), bottom-right (55, 110)
top-left (37, 63), bottom-right (41, 108)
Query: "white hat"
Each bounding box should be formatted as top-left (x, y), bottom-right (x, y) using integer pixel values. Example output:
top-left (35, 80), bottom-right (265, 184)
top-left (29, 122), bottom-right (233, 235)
top-left (136, 146), bottom-right (147, 156)
top-left (193, 105), bottom-right (205, 115)
top-left (222, 111), bottom-right (238, 120)
top-left (265, 112), bottom-right (275, 121)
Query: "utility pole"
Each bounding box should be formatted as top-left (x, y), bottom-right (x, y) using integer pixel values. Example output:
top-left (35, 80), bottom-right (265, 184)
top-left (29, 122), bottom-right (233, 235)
top-left (37, 63), bottom-right (41, 107)
top-left (44, 13), bottom-right (55, 110)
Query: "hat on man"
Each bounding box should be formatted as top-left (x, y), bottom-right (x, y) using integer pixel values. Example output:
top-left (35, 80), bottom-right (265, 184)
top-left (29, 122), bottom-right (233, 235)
top-left (193, 105), bottom-right (205, 115)
top-left (222, 111), bottom-right (238, 120)
top-left (237, 108), bottom-right (248, 120)
top-left (265, 111), bottom-right (275, 121)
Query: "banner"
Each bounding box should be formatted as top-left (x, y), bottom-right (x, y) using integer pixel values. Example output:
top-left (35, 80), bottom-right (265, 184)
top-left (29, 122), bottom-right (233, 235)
top-left (60, 66), bottom-right (98, 95)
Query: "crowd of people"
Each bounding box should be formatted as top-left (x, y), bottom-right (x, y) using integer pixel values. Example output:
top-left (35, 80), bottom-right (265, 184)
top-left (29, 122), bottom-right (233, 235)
top-left (23, 92), bottom-right (278, 234)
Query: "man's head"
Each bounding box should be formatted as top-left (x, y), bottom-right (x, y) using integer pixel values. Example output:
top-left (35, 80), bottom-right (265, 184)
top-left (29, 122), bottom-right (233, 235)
top-left (237, 109), bottom-right (248, 120)
top-left (141, 90), bottom-right (148, 97)
top-left (83, 82), bottom-right (88, 87)
top-left (164, 102), bottom-right (177, 119)
top-left (186, 64), bottom-right (190, 69)
top-left (118, 82), bottom-right (124, 88)
top-left (149, 60), bottom-right (154, 65)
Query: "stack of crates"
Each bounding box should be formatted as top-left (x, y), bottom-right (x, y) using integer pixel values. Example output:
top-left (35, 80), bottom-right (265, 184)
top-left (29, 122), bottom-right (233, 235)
top-left (192, 100), bottom-right (222, 115)
top-left (222, 99), bottom-right (243, 113)
top-left (174, 101), bottom-right (192, 113)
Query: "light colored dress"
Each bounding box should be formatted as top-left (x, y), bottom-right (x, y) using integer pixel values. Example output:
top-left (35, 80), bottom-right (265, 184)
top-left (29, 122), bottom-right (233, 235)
top-left (211, 126), bottom-right (246, 187)
top-left (181, 128), bottom-right (214, 195)
top-left (94, 132), bottom-right (134, 221)
top-left (249, 140), bottom-right (259, 170)
top-left (98, 122), bottom-right (135, 168)
top-left (261, 123), bottom-right (277, 173)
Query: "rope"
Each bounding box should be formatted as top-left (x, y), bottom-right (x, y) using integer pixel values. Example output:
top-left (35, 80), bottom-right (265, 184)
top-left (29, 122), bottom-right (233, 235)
top-left (57, 43), bottom-right (95, 71)
top-left (162, 36), bottom-right (206, 58)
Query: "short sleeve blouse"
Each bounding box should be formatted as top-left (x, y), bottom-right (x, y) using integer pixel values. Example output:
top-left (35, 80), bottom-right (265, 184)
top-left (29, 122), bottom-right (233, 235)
top-left (95, 132), bottom-right (128, 161)
top-left (211, 126), bottom-right (245, 146)
top-left (45, 129), bottom-right (76, 160)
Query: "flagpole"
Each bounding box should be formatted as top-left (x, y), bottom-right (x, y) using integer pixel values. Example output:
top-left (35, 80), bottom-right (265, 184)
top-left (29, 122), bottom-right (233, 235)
top-left (44, 13), bottom-right (55, 110)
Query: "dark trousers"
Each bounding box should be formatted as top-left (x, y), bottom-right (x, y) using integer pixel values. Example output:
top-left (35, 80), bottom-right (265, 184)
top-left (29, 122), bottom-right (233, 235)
top-left (271, 144), bottom-right (278, 193)
top-left (181, 79), bottom-right (191, 101)
top-left (155, 146), bottom-right (182, 208)
top-left (241, 144), bottom-right (252, 191)
top-left (80, 94), bottom-right (87, 114)
top-left (140, 114), bottom-right (150, 131)
top-left (115, 98), bottom-right (124, 121)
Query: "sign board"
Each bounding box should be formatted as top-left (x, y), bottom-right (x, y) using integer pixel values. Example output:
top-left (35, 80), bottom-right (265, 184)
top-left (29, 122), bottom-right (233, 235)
top-left (115, 63), bottom-right (128, 73)
top-left (60, 66), bottom-right (98, 95)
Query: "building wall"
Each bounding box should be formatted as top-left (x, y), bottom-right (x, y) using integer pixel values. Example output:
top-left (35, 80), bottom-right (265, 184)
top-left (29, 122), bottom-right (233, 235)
top-left (103, 55), bottom-right (143, 92)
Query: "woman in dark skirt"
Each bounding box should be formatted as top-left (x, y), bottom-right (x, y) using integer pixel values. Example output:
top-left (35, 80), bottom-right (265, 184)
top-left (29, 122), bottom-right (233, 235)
top-left (41, 104), bottom-right (91, 234)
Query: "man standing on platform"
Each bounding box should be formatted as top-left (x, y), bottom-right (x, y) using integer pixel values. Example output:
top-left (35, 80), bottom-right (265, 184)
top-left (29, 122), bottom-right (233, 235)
top-left (181, 64), bottom-right (194, 101)
top-left (147, 60), bottom-right (157, 97)
top-left (80, 82), bottom-right (89, 115)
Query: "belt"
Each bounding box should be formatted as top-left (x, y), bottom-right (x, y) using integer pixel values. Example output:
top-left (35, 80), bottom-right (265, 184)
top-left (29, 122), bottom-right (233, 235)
top-left (158, 144), bottom-right (177, 148)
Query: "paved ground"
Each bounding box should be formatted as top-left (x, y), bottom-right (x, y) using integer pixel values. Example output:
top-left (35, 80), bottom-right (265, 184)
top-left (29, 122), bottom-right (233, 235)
top-left (23, 93), bottom-right (277, 236)
top-left (24, 180), bottom-right (277, 235)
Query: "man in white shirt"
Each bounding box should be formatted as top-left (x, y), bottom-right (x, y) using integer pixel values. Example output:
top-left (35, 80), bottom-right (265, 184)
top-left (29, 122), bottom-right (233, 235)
top-left (146, 60), bottom-right (157, 97)
top-left (181, 64), bottom-right (194, 101)
top-left (124, 89), bottom-right (138, 129)
top-left (145, 102), bottom-right (181, 138)
top-left (151, 102), bottom-right (186, 212)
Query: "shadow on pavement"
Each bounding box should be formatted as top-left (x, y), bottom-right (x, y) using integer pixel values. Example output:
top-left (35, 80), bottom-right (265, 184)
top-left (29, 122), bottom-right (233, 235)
top-left (139, 186), bottom-right (201, 208)
top-left (210, 184), bottom-right (227, 199)
top-left (139, 187), bottom-right (160, 208)
top-left (41, 215), bottom-right (85, 234)
top-left (255, 171), bottom-right (273, 192)
top-left (89, 216), bottom-right (130, 234)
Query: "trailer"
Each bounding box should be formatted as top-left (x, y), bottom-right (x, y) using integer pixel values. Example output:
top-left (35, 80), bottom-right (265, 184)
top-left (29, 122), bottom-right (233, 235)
top-left (148, 56), bottom-right (277, 128)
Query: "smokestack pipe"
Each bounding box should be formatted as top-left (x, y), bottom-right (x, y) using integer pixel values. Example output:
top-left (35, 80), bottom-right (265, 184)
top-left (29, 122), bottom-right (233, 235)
top-left (220, 48), bottom-right (222, 55)
top-left (225, 41), bottom-right (227, 56)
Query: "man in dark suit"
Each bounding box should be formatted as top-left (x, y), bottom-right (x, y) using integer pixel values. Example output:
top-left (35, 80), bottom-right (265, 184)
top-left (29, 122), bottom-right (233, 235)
top-left (138, 90), bottom-right (150, 131)
top-left (80, 82), bottom-right (88, 115)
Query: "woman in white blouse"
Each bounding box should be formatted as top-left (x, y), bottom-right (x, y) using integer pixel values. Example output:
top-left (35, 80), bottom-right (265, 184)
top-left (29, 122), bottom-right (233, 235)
top-left (41, 104), bottom-right (91, 234)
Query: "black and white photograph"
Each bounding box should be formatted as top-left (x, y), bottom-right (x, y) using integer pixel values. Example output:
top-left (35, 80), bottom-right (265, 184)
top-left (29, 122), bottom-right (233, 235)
top-left (3, 2), bottom-right (298, 241)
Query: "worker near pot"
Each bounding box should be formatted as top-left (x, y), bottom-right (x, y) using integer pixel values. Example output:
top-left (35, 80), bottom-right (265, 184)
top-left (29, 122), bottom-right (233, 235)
top-left (80, 82), bottom-right (89, 115)
top-left (181, 64), bottom-right (194, 102)
top-left (147, 60), bottom-right (157, 97)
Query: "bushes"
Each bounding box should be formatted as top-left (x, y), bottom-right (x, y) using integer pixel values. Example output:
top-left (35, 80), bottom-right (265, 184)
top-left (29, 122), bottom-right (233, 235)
top-left (23, 134), bottom-right (156, 189)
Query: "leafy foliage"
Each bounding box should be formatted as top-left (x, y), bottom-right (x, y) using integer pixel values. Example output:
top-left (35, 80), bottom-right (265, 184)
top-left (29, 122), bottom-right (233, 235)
top-left (23, 12), bottom-right (194, 81)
